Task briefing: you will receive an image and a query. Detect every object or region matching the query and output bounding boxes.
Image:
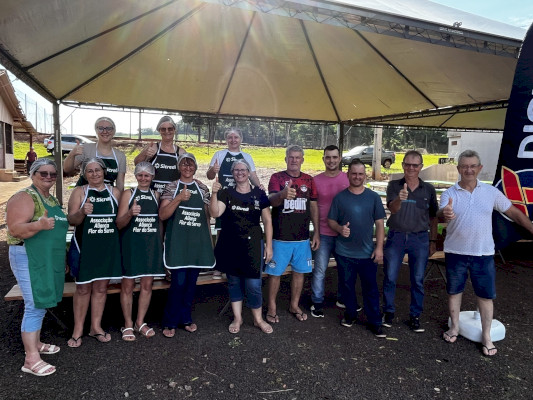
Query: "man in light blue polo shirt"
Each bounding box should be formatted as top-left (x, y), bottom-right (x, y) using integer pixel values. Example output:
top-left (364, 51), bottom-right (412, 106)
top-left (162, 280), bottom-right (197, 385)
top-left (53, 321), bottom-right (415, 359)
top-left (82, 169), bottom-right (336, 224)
top-left (438, 150), bottom-right (533, 357)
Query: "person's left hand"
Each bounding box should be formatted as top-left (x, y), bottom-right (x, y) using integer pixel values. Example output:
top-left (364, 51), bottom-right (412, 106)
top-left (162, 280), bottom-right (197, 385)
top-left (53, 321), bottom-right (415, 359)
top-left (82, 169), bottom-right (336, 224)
top-left (130, 200), bottom-right (141, 216)
top-left (311, 233), bottom-right (320, 251)
top-left (372, 248), bottom-right (383, 264)
top-left (264, 244), bottom-right (273, 264)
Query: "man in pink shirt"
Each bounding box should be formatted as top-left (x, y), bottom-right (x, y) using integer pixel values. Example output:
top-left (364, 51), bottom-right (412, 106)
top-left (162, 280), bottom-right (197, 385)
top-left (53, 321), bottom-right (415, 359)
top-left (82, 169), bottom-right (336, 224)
top-left (310, 145), bottom-right (353, 318)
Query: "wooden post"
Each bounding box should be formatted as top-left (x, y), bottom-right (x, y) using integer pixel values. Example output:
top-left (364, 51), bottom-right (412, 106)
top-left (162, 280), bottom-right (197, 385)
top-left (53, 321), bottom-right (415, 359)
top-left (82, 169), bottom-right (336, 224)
top-left (53, 102), bottom-right (64, 205)
top-left (372, 126), bottom-right (382, 180)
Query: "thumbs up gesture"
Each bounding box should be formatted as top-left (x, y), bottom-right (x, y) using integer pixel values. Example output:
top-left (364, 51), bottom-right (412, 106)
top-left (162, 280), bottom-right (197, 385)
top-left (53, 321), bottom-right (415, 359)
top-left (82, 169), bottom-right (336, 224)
top-left (146, 142), bottom-right (157, 159)
top-left (399, 183), bottom-right (409, 201)
top-left (340, 221), bottom-right (350, 238)
top-left (282, 179), bottom-right (296, 200)
top-left (82, 199), bottom-right (93, 216)
top-left (212, 176), bottom-right (222, 194)
top-left (443, 197), bottom-right (455, 221)
top-left (212, 159), bottom-right (220, 174)
top-left (179, 187), bottom-right (191, 202)
top-left (72, 139), bottom-right (84, 156)
top-left (38, 209), bottom-right (55, 230)
top-left (130, 199), bottom-right (141, 216)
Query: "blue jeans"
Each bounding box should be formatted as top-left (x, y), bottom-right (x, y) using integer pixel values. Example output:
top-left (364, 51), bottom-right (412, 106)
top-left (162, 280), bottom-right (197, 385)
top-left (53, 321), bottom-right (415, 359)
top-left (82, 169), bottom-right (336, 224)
top-left (383, 230), bottom-right (429, 317)
top-left (311, 235), bottom-right (347, 305)
top-left (162, 268), bottom-right (200, 328)
top-left (336, 254), bottom-right (381, 325)
top-left (9, 245), bottom-right (47, 332)
top-left (226, 274), bottom-right (263, 309)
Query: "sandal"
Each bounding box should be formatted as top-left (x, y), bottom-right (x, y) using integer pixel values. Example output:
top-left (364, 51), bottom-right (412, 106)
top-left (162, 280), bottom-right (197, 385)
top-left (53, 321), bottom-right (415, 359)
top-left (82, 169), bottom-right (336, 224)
top-left (181, 323), bottom-right (197, 333)
top-left (254, 320), bottom-right (273, 334)
top-left (228, 321), bottom-right (242, 334)
top-left (288, 309), bottom-right (307, 322)
top-left (88, 331), bottom-right (111, 343)
top-left (21, 360), bottom-right (56, 377)
top-left (266, 314), bottom-right (279, 324)
top-left (163, 328), bottom-right (175, 338)
top-left (121, 327), bottom-right (136, 341)
top-left (67, 337), bottom-right (82, 348)
top-left (39, 343), bottom-right (60, 354)
top-left (442, 331), bottom-right (458, 344)
top-left (134, 323), bottom-right (155, 338)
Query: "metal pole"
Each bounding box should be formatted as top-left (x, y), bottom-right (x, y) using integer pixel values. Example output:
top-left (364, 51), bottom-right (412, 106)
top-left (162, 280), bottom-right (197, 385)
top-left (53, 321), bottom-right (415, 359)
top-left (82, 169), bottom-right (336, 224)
top-left (53, 102), bottom-right (64, 205)
top-left (372, 126), bottom-right (382, 180)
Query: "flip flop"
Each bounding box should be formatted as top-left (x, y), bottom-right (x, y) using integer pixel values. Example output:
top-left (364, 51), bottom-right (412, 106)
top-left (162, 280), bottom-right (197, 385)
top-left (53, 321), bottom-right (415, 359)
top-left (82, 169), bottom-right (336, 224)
top-left (442, 331), bottom-right (458, 343)
top-left (288, 309), bottom-right (308, 322)
top-left (163, 328), bottom-right (175, 338)
top-left (67, 337), bottom-right (82, 348)
top-left (482, 345), bottom-right (498, 357)
top-left (121, 327), bottom-right (136, 341)
top-left (88, 332), bottom-right (111, 343)
top-left (134, 323), bottom-right (155, 338)
top-left (266, 314), bottom-right (279, 324)
top-left (39, 343), bottom-right (60, 354)
top-left (182, 323), bottom-right (197, 333)
top-left (254, 320), bottom-right (273, 334)
top-left (21, 360), bottom-right (56, 377)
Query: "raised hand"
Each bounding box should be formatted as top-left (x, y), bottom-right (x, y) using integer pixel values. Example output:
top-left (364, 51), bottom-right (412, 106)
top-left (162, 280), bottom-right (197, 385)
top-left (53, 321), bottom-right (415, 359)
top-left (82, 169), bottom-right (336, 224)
top-left (340, 221), bottom-right (350, 238)
top-left (72, 139), bottom-right (84, 156)
top-left (146, 143), bottom-right (157, 159)
top-left (82, 199), bottom-right (93, 216)
top-left (282, 179), bottom-right (296, 200)
top-left (179, 187), bottom-right (191, 202)
top-left (399, 183), bottom-right (409, 201)
top-left (130, 199), bottom-right (141, 216)
top-left (212, 159), bottom-right (220, 174)
top-left (38, 209), bottom-right (55, 230)
top-left (212, 176), bottom-right (222, 194)
top-left (443, 197), bottom-right (455, 221)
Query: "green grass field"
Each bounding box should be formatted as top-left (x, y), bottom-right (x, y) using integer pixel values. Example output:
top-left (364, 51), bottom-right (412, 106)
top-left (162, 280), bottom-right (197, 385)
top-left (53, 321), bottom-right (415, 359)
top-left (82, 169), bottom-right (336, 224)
top-left (16, 139), bottom-right (446, 174)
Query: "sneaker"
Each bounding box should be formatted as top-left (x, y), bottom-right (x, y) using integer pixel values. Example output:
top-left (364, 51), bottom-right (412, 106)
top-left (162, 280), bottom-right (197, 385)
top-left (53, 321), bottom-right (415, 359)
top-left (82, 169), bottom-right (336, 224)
top-left (336, 301), bottom-right (346, 309)
top-left (382, 312), bottom-right (394, 328)
top-left (212, 270), bottom-right (223, 280)
top-left (369, 325), bottom-right (387, 338)
top-left (356, 306), bottom-right (363, 312)
top-left (340, 318), bottom-right (353, 328)
top-left (310, 304), bottom-right (324, 318)
top-left (408, 316), bottom-right (425, 333)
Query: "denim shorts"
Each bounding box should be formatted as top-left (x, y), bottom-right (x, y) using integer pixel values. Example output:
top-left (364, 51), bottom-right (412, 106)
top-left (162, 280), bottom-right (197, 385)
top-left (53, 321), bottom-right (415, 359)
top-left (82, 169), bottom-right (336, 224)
top-left (265, 240), bottom-right (313, 276)
top-left (445, 252), bottom-right (496, 299)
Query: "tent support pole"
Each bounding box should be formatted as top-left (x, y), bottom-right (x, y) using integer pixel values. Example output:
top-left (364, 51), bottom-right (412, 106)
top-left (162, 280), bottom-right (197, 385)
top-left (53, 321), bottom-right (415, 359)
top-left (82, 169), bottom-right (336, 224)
top-left (53, 102), bottom-right (64, 205)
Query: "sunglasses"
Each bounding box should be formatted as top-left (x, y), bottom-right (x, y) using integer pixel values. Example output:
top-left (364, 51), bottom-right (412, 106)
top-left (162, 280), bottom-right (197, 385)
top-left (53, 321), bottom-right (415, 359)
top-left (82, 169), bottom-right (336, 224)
top-left (36, 171), bottom-right (58, 178)
top-left (159, 127), bottom-right (175, 133)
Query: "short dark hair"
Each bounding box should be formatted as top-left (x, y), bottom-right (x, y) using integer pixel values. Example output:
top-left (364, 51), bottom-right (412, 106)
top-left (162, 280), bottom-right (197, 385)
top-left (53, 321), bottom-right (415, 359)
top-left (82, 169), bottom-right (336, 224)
top-left (348, 159), bottom-right (364, 170)
top-left (323, 145), bottom-right (339, 154)
top-left (402, 150), bottom-right (423, 164)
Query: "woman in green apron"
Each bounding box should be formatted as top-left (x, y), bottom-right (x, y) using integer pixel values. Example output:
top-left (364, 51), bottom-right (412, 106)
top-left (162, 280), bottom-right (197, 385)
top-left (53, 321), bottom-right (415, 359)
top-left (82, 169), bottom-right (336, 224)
top-left (159, 153), bottom-right (215, 337)
top-left (210, 159), bottom-right (274, 334)
top-left (116, 162), bottom-right (164, 341)
top-left (134, 115), bottom-right (186, 194)
top-left (64, 116), bottom-right (127, 191)
top-left (6, 159), bottom-right (68, 376)
top-left (67, 158), bottom-right (122, 347)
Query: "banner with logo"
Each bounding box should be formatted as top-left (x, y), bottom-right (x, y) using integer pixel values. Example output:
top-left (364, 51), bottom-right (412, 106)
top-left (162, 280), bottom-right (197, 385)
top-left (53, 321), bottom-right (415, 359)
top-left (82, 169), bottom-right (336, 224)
top-left (493, 22), bottom-right (533, 249)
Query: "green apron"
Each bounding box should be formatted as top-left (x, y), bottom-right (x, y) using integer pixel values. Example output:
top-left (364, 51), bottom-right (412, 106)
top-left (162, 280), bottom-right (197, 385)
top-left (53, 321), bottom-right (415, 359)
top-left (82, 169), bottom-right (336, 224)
top-left (164, 180), bottom-right (215, 269)
top-left (76, 148), bottom-right (119, 187)
top-left (121, 188), bottom-right (164, 278)
top-left (151, 143), bottom-right (181, 193)
top-left (74, 185), bottom-right (122, 283)
top-left (215, 151), bottom-right (245, 229)
top-left (25, 185), bottom-right (69, 309)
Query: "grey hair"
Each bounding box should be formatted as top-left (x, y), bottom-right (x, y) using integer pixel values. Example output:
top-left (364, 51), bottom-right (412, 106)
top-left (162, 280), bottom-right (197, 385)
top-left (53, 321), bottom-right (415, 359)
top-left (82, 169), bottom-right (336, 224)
top-left (403, 150), bottom-right (423, 164)
top-left (177, 152), bottom-right (198, 170)
top-left (30, 158), bottom-right (57, 177)
top-left (458, 149), bottom-right (481, 165)
top-left (134, 161), bottom-right (155, 176)
top-left (230, 159), bottom-right (251, 173)
top-left (225, 127), bottom-right (242, 139)
top-left (81, 157), bottom-right (107, 178)
top-left (286, 144), bottom-right (304, 157)
top-left (94, 117), bottom-right (116, 131)
top-left (156, 115), bottom-right (177, 132)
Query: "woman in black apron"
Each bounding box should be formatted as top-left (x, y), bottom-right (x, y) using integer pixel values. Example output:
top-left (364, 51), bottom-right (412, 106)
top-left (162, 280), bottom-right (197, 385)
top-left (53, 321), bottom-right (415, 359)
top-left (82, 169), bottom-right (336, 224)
top-left (210, 159), bottom-right (273, 334)
top-left (134, 115), bottom-right (186, 194)
top-left (67, 158), bottom-right (122, 347)
top-left (64, 116), bottom-right (127, 191)
top-left (159, 153), bottom-right (215, 337)
top-left (116, 162), bottom-right (164, 341)
top-left (6, 159), bottom-right (68, 376)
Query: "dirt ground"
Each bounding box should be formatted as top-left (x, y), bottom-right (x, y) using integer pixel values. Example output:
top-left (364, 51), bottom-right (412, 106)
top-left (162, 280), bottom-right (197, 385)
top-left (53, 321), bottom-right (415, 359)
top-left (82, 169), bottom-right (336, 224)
top-left (1, 143), bottom-right (532, 399)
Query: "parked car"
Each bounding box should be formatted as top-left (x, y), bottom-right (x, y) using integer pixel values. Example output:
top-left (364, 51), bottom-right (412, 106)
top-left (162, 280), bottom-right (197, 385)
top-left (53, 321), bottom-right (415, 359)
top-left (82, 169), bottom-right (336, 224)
top-left (342, 145), bottom-right (396, 168)
top-left (43, 135), bottom-right (95, 155)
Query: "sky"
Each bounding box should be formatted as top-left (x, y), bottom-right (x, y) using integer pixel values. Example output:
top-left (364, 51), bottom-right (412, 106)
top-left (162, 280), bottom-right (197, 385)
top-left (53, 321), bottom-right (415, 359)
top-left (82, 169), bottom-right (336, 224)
top-left (3, 0), bottom-right (533, 136)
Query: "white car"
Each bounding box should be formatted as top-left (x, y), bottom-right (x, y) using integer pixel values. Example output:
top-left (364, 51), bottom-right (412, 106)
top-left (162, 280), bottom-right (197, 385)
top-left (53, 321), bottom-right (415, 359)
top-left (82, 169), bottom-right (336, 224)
top-left (43, 135), bottom-right (94, 155)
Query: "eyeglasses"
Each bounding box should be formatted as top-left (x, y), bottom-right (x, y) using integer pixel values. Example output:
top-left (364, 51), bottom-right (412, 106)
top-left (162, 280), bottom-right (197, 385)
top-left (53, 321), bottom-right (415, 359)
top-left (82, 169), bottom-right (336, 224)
top-left (97, 126), bottom-right (114, 132)
top-left (85, 168), bottom-right (104, 174)
top-left (159, 127), bottom-right (175, 133)
top-left (403, 163), bottom-right (422, 169)
top-left (233, 168), bottom-right (248, 173)
top-left (36, 171), bottom-right (58, 178)
top-left (458, 164), bottom-right (480, 170)
top-left (180, 163), bottom-right (195, 169)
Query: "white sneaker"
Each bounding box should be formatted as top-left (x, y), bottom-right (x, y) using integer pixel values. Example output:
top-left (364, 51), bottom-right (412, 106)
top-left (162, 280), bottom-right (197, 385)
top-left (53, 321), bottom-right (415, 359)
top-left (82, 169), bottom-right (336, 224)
top-left (336, 301), bottom-right (346, 309)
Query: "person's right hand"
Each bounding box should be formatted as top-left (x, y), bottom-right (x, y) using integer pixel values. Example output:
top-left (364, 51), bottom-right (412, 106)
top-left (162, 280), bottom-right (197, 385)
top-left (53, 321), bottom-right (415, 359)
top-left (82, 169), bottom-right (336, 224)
top-left (145, 143), bottom-right (157, 159)
top-left (340, 221), bottom-right (350, 238)
top-left (399, 183), bottom-right (409, 201)
top-left (212, 177), bottom-right (222, 194)
top-left (443, 198), bottom-right (455, 221)
top-left (282, 179), bottom-right (296, 200)
top-left (130, 200), bottom-right (141, 216)
top-left (72, 139), bottom-right (84, 156)
top-left (178, 187), bottom-right (191, 202)
top-left (38, 209), bottom-right (55, 230)
top-left (82, 199), bottom-right (93, 215)
top-left (212, 159), bottom-right (220, 174)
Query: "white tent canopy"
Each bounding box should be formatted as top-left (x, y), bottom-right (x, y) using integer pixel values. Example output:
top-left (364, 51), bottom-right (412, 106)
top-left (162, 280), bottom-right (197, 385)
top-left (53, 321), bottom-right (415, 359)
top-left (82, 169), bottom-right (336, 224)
top-left (0, 0), bottom-right (526, 129)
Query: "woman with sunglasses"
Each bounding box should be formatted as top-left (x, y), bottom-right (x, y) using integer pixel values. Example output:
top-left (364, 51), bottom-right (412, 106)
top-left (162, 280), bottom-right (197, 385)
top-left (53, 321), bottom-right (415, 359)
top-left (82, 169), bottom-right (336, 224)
top-left (64, 116), bottom-right (127, 191)
top-left (134, 116), bottom-right (186, 194)
top-left (6, 159), bottom-right (69, 376)
top-left (67, 158), bottom-right (122, 347)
